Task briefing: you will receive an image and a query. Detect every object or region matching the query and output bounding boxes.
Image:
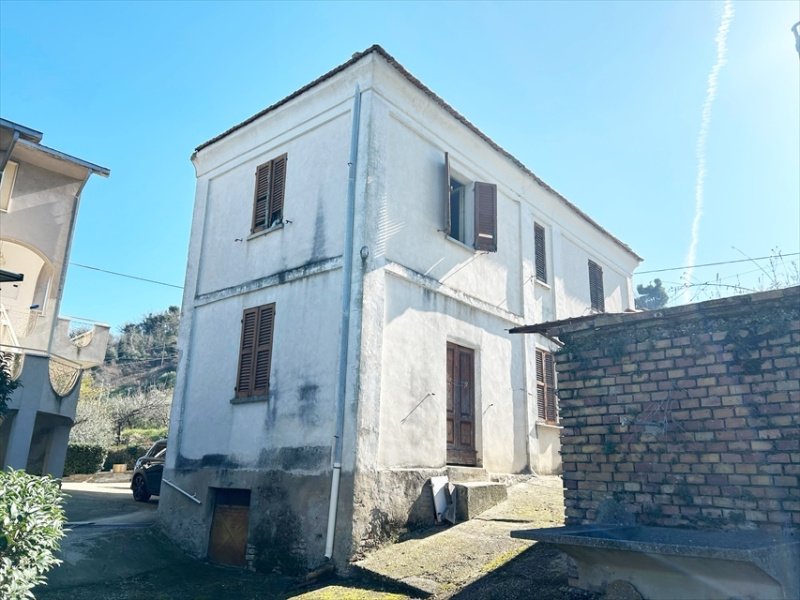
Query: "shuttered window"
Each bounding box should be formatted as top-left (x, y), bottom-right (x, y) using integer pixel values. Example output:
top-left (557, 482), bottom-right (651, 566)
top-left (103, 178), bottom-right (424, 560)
top-left (235, 303), bottom-right (275, 398)
top-left (588, 260), bottom-right (605, 312)
top-left (252, 154), bottom-right (287, 233)
top-left (535, 349), bottom-right (557, 424)
top-left (442, 153), bottom-right (497, 253)
top-left (534, 223), bottom-right (547, 283)
top-left (473, 181), bottom-right (497, 252)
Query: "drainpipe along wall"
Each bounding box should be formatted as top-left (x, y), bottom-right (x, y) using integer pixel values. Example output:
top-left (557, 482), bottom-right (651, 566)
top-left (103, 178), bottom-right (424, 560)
top-left (324, 84), bottom-right (362, 561)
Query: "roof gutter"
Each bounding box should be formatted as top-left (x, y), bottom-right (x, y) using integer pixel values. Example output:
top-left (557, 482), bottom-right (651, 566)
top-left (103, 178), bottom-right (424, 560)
top-left (15, 138), bottom-right (110, 177)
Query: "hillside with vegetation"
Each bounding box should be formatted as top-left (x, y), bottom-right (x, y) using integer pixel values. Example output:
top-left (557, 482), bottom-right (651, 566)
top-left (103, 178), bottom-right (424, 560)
top-left (68, 307), bottom-right (180, 466)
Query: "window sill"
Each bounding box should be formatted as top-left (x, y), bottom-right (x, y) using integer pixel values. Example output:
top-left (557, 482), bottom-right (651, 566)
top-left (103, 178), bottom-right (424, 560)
top-left (534, 278), bottom-right (551, 290)
top-left (247, 222), bottom-right (284, 241)
top-left (536, 421), bottom-right (562, 430)
top-left (444, 234), bottom-right (477, 253)
top-left (230, 394), bottom-right (269, 405)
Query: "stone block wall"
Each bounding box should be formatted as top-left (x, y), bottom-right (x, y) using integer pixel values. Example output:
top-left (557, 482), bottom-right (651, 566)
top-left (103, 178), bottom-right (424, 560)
top-left (550, 287), bottom-right (800, 532)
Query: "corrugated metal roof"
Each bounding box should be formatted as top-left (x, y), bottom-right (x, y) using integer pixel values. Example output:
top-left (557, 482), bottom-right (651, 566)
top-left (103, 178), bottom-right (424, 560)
top-left (194, 45), bottom-right (641, 260)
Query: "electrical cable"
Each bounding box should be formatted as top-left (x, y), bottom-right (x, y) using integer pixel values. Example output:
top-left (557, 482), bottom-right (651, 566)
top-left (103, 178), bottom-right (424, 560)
top-left (69, 262), bottom-right (184, 289)
top-left (635, 252), bottom-right (799, 275)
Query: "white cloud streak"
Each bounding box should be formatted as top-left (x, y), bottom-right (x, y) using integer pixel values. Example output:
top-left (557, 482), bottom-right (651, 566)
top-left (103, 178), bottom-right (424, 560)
top-left (683, 0), bottom-right (735, 303)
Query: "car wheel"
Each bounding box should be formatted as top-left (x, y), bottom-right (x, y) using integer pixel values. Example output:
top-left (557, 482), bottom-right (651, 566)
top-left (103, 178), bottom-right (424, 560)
top-left (132, 474), bottom-right (151, 502)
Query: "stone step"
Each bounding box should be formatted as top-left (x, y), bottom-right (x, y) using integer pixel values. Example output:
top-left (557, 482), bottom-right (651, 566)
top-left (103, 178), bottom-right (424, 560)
top-left (446, 466), bottom-right (489, 482)
top-left (452, 481), bottom-right (508, 521)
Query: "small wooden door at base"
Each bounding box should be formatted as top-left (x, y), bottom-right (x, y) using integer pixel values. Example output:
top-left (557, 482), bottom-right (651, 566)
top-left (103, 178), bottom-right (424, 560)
top-left (447, 342), bottom-right (477, 466)
top-left (208, 489), bottom-right (250, 567)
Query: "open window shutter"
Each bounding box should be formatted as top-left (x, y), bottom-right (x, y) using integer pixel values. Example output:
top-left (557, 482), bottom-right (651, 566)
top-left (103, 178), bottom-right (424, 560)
top-left (473, 182), bottom-right (497, 252)
top-left (253, 304), bottom-right (275, 394)
top-left (253, 163), bottom-right (271, 231)
top-left (269, 155), bottom-right (287, 226)
top-left (534, 224), bottom-right (547, 283)
top-left (545, 352), bottom-right (557, 422)
top-left (236, 308), bottom-right (258, 396)
top-left (443, 152), bottom-right (451, 235)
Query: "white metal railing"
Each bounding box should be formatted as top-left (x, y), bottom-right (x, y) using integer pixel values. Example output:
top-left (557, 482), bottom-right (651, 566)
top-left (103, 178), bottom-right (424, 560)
top-left (162, 478), bottom-right (201, 504)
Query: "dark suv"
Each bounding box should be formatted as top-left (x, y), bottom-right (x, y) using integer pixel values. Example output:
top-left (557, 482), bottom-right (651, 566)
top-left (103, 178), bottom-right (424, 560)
top-left (131, 439), bottom-right (166, 502)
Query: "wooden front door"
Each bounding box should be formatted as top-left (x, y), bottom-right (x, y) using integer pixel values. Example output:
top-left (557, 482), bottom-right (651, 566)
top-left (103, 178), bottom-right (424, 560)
top-left (208, 489), bottom-right (251, 567)
top-left (447, 342), bottom-right (477, 466)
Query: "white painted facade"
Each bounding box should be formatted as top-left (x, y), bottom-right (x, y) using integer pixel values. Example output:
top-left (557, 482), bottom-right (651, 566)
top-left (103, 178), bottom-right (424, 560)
top-left (0, 119), bottom-right (109, 477)
top-left (162, 47), bottom-right (640, 570)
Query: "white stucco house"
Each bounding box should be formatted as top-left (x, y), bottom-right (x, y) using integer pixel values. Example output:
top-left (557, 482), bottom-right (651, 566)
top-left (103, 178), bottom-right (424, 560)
top-left (0, 118), bottom-right (110, 477)
top-left (160, 46), bottom-right (641, 571)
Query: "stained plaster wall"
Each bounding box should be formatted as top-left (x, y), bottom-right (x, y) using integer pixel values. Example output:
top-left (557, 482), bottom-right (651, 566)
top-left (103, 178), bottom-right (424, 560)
top-left (162, 57), bottom-right (376, 569)
top-left (351, 55), bottom-right (638, 478)
top-left (347, 54), bottom-right (638, 552)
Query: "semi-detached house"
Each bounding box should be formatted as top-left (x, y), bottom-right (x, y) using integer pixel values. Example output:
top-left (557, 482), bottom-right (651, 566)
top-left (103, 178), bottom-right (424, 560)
top-left (160, 45), bottom-right (641, 571)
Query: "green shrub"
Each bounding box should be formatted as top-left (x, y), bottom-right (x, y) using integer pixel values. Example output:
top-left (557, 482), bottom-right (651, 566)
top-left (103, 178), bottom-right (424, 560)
top-left (102, 445), bottom-right (150, 471)
top-left (0, 469), bottom-right (66, 599)
top-left (63, 445), bottom-right (107, 476)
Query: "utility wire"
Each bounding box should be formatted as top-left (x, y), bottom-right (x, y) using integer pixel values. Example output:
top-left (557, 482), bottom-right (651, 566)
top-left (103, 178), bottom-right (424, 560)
top-left (635, 252), bottom-right (799, 275)
top-left (69, 252), bottom-right (797, 288)
top-left (69, 262), bottom-right (184, 289)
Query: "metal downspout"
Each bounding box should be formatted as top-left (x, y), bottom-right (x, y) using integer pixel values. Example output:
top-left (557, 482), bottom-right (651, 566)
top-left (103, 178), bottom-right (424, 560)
top-left (324, 84), bottom-right (362, 560)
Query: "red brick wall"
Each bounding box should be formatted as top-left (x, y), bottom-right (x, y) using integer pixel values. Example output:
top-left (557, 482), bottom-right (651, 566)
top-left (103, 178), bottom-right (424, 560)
top-left (552, 287), bottom-right (800, 532)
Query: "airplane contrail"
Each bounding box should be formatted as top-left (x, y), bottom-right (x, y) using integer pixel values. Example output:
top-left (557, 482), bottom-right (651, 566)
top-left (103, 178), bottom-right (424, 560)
top-left (683, 0), bottom-right (735, 303)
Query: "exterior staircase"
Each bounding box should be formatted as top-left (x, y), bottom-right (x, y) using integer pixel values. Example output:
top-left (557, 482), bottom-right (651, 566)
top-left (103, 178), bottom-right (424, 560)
top-left (444, 466), bottom-right (508, 521)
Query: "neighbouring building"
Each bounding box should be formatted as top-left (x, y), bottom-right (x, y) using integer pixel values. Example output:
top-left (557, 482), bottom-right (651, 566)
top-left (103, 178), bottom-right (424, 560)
top-left (160, 46), bottom-right (641, 571)
top-left (0, 118), bottom-right (110, 477)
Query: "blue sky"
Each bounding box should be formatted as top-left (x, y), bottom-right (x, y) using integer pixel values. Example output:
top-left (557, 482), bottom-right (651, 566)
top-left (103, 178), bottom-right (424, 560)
top-left (1, 1), bottom-right (797, 332)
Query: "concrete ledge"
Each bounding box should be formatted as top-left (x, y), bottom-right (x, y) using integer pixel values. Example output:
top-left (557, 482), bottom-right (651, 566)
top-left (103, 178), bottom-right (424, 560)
top-left (512, 525), bottom-right (800, 600)
top-left (454, 482), bottom-right (507, 521)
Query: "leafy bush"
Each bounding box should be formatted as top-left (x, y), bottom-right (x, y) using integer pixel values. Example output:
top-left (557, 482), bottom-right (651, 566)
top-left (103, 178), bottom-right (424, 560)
top-left (0, 469), bottom-right (66, 599)
top-left (102, 445), bottom-right (150, 471)
top-left (62, 445), bottom-right (107, 476)
top-left (0, 353), bottom-right (21, 421)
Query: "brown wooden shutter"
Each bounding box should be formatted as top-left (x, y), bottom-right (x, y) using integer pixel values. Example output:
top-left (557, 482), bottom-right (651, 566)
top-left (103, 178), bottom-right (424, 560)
top-left (446, 344), bottom-right (455, 446)
top-left (253, 304), bottom-right (275, 394)
top-left (536, 349), bottom-right (557, 423)
top-left (545, 352), bottom-right (557, 423)
top-left (253, 163), bottom-right (271, 232)
top-left (535, 349), bottom-right (547, 419)
top-left (588, 260), bottom-right (605, 312)
top-left (443, 152), bottom-right (451, 235)
top-left (236, 308), bottom-right (258, 396)
top-left (473, 182), bottom-right (497, 252)
top-left (534, 224), bottom-right (547, 283)
top-left (269, 155), bottom-right (287, 227)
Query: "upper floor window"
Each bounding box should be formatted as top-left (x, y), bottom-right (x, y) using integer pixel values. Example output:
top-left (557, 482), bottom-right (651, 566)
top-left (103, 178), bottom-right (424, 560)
top-left (535, 349), bottom-right (558, 424)
top-left (0, 161), bottom-right (19, 212)
top-left (235, 303), bottom-right (275, 399)
top-left (252, 155), bottom-right (287, 233)
top-left (443, 153), bottom-right (497, 252)
top-left (534, 223), bottom-right (547, 283)
top-left (588, 259), bottom-right (605, 312)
